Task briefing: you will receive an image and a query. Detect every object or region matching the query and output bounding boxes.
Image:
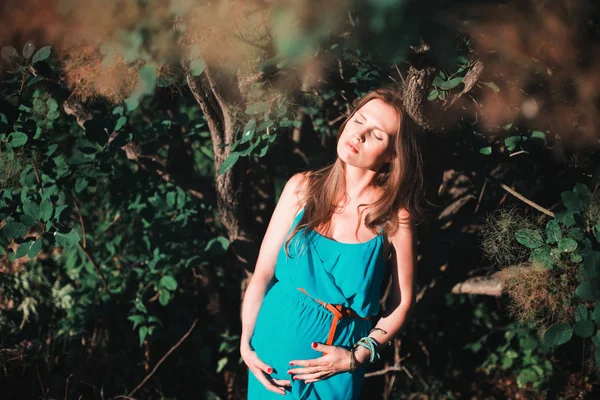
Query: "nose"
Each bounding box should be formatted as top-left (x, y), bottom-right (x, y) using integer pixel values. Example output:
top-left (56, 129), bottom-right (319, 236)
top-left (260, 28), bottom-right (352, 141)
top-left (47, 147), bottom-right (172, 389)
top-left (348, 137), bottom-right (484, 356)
top-left (353, 131), bottom-right (366, 143)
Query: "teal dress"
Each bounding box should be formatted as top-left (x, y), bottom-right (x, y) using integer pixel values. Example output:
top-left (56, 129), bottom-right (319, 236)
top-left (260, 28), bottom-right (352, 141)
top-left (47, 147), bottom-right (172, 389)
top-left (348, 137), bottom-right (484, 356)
top-left (247, 208), bottom-right (386, 400)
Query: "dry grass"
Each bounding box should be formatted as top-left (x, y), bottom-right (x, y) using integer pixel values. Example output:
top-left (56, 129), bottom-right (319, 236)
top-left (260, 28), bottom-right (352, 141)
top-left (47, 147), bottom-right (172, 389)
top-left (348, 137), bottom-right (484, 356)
top-left (583, 186), bottom-right (600, 227)
top-left (481, 206), bottom-right (535, 268)
top-left (498, 263), bottom-right (573, 330)
top-left (0, 147), bottom-right (40, 190)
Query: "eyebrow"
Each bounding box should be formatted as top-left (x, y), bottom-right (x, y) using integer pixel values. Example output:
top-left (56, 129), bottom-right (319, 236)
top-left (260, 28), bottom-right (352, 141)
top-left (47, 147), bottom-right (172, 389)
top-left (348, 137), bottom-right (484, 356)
top-left (357, 111), bottom-right (389, 135)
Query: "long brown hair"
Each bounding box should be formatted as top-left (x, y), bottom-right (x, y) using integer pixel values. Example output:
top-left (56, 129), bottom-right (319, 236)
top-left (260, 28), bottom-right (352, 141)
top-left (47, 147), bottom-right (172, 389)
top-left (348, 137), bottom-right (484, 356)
top-left (285, 85), bottom-right (426, 256)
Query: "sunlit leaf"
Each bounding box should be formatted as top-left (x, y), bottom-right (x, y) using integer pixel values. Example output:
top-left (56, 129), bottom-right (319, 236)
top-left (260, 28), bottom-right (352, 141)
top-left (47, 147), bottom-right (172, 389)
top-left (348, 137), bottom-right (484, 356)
top-left (32, 46), bottom-right (51, 64)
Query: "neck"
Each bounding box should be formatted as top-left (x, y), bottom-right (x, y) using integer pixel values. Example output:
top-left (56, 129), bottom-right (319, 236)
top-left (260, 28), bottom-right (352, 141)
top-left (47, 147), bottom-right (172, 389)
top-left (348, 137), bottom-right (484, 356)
top-left (342, 162), bottom-right (379, 201)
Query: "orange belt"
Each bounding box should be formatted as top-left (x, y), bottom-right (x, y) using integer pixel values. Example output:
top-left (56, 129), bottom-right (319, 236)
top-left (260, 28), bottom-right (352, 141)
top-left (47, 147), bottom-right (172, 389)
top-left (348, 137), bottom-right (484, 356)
top-left (297, 287), bottom-right (370, 355)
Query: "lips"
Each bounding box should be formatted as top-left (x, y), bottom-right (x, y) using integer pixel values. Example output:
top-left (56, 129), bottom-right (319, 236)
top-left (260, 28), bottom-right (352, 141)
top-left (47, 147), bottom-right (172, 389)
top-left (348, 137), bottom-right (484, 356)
top-left (345, 141), bottom-right (359, 154)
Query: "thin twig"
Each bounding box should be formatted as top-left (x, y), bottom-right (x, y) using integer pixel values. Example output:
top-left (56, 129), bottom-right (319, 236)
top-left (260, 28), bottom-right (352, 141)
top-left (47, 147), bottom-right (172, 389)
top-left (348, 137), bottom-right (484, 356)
top-left (393, 63), bottom-right (404, 85)
top-left (365, 364), bottom-right (404, 377)
top-left (78, 243), bottom-right (110, 293)
top-left (32, 163), bottom-right (43, 196)
top-left (474, 178), bottom-right (488, 214)
top-left (35, 363), bottom-right (46, 395)
top-left (509, 150), bottom-right (528, 157)
top-left (71, 191), bottom-right (86, 248)
top-left (500, 183), bottom-right (554, 217)
top-left (126, 318), bottom-right (199, 398)
top-left (64, 373), bottom-right (73, 400)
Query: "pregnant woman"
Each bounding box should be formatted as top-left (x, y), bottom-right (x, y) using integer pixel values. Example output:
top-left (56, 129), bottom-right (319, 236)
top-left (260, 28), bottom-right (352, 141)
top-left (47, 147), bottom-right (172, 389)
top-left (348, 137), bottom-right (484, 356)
top-left (241, 86), bottom-right (425, 399)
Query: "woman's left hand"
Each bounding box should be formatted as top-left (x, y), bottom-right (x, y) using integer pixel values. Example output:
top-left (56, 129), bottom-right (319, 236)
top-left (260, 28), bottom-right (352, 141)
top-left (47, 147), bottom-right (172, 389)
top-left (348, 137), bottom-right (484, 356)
top-left (287, 342), bottom-right (352, 383)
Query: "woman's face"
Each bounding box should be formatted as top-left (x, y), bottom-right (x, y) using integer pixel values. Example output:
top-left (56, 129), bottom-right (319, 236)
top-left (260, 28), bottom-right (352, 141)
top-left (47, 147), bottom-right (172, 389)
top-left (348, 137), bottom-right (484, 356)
top-left (336, 99), bottom-right (399, 170)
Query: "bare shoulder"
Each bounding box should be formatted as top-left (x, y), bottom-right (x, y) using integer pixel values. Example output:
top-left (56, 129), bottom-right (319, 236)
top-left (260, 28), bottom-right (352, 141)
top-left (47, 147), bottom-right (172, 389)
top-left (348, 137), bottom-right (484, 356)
top-left (383, 208), bottom-right (414, 259)
top-left (279, 172), bottom-right (310, 211)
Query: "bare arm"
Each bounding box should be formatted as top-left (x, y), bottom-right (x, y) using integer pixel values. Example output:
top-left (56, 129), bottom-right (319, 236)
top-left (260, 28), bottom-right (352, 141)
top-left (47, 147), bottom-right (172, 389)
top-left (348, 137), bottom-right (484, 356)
top-left (354, 208), bottom-right (417, 365)
top-left (240, 172), bottom-right (307, 349)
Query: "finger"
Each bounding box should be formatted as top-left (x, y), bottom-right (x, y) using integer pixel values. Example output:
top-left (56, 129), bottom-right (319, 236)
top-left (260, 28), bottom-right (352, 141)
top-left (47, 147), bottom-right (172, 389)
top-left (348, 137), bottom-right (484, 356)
top-left (289, 357), bottom-right (322, 367)
top-left (311, 342), bottom-right (333, 354)
top-left (272, 378), bottom-right (292, 387)
top-left (253, 370), bottom-right (287, 395)
top-left (294, 371), bottom-right (326, 381)
top-left (288, 366), bottom-right (321, 375)
top-left (254, 359), bottom-right (274, 376)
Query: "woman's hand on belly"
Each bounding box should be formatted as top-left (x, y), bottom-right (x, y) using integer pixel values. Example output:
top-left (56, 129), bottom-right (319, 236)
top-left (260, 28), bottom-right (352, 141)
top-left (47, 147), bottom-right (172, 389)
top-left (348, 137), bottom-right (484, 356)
top-left (241, 342), bottom-right (291, 395)
top-left (287, 342), bottom-right (352, 383)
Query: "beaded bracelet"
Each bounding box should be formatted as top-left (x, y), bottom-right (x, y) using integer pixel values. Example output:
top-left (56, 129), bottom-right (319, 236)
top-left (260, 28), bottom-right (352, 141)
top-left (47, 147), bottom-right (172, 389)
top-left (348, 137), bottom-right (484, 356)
top-left (353, 336), bottom-right (381, 364)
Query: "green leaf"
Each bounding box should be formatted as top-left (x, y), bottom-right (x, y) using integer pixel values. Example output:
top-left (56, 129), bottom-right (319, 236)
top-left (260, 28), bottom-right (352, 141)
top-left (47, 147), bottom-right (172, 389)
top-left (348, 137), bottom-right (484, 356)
top-left (557, 237), bottom-right (578, 253)
top-left (573, 183), bottom-right (591, 201)
top-left (205, 236), bottom-right (230, 257)
top-left (515, 229), bottom-right (544, 249)
top-left (258, 143), bottom-right (269, 157)
top-left (23, 200), bottom-right (40, 220)
top-left (160, 276), bottom-right (177, 291)
top-left (427, 89), bottom-right (439, 101)
top-left (22, 41), bottom-right (35, 58)
top-left (46, 98), bottom-right (58, 112)
top-left (504, 136), bottom-right (523, 151)
top-left (561, 191), bottom-right (584, 212)
top-left (543, 323), bottom-right (572, 347)
top-left (439, 77), bottom-right (463, 91)
top-left (567, 228), bottom-right (585, 241)
top-left (594, 225), bottom-right (600, 243)
top-left (139, 65), bottom-right (156, 95)
top-left (593, 303), bottom-right (600, 325)
top-left (545, 220), bottom-right (561, 244)
top-left (39, 198), bottom-right (53, 222)
top-left (159, 290), bottom-right (170, 306)
top-left (555, 209), bottom-right (576, 227)
top-left (432, 76), bottom-right (444, 87)
top-left (75, 177), bottom-right (88, 193)
top-left (16, 240), bottom-right (36, 259)
top-left (479, 146), bottom-right (492, 155)
top-left (32, 46), bottom-right (51, 64)
top-left (1, 46), bottom-right (19, 62)
top-left (113, 106), bottom-right (124, 115)
top-left (529, 131), bottom-right (547, 146)
top-left (8, 132), bottom-right (28, 148)
top-left (216, 357), bottom-right (228, 373)
top-left (27, 239), bottom-right (42, 259)
top-left (217, 152), bottom-right (240, 175)
top-left (575, 304), bottom-right (589, 321)
top-left (576, 278), bottom-right (600, 301)
top-left (2, 221), bottom-right (27, 239)
top-left (571, 253), bottom-right (583, 263)
top-left (584, 252), bottom-right (600, 278)
top-left (574, 320), bottom-right (595, 338)
top-left (54, 228), bottom-right (80, 247)
top-left (115, 116), bottom-right (127, 131)
top-left (128, 315), bottom-right (145, 330)
top-left (529, 247), bottom-right (553, 270)
top-left (241, 118), bottom-right (256, 144)
top-left (139, 326), bottom-right (148, 346)
top-left (517, 368), bottom-right (539, 388)
top-left (190, 58), bottom-right (206, 76)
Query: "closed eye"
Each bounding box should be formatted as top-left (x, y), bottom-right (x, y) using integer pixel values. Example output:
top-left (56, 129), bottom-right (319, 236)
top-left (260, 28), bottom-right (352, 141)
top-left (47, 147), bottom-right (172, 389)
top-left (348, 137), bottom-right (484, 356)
top-left (354, 118), bottom-right (383, 141)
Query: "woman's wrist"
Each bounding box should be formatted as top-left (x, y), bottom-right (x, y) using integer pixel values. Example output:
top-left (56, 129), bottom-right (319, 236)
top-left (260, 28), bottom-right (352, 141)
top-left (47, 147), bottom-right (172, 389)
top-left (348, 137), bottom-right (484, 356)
top-left (353, 345), bottom-right (371, 365)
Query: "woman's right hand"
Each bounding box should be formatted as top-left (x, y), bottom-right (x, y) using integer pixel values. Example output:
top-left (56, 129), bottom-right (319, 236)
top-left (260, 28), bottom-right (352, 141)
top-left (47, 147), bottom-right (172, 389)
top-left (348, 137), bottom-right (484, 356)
top-left (241, 342), bottom-right (291, 396)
